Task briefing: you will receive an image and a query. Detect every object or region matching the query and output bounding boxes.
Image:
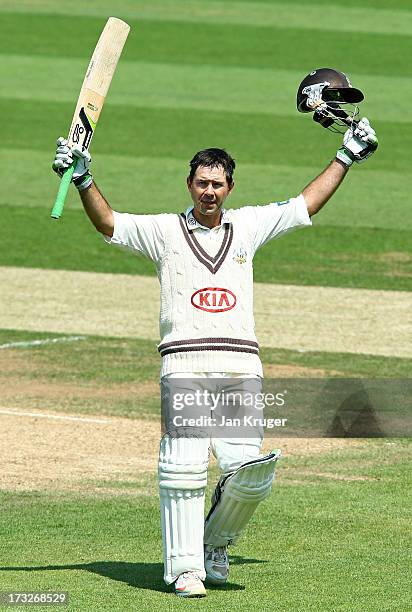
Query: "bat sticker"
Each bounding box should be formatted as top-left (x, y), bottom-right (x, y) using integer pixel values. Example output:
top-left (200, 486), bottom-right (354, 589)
top-left (72, 107), bottom-right (94, 148)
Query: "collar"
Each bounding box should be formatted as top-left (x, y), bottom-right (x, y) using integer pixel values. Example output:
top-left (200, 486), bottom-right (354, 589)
top-left (184, 206), bottom-right (231, 230)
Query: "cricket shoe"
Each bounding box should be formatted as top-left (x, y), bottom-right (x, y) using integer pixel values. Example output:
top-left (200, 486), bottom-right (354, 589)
top-left (204, 545), bottom-right (229, 585)
top-left (174, 572), bottom-right (206, 598)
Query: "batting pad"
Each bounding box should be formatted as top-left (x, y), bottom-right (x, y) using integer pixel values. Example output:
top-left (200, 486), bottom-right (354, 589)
top-left (204, 450), bottom-right (281, 547)
top-left (158, 435), bottom-right (209, 584)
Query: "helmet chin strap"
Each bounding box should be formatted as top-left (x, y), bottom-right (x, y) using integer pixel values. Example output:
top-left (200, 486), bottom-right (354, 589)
top-left (313, 103), bottom-right (360, 134)
top-left (302, 82), bottom-right (361, 133)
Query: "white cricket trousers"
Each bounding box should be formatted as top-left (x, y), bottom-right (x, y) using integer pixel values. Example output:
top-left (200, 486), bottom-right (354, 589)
top-left (158, 373), bottom-right (263, 584)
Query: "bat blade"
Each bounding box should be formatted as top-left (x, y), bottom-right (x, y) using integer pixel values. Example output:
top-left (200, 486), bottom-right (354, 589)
top-left (51, 17), bottom-right (130, 219)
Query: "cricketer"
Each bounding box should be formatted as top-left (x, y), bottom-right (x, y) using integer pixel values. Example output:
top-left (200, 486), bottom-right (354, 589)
top-left (53, 69), bottom-right (378, 597)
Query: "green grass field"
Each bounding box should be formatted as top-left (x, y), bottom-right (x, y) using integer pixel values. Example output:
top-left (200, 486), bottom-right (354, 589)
top-left (0, 0), bottom-right (411, 289)
top-left (1, 439), bottom-right (411, 611)
top-left (2, 329), bottom-right (411, 419)
top-left (1, 1), bottom-right (411, 609)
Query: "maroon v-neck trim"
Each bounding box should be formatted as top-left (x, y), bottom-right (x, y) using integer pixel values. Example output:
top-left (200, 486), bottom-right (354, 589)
top-left (178, 213), bottom-right (233, 274)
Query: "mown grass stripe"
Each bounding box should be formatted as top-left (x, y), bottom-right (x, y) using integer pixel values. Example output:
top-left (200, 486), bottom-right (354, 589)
top-left (0, 14), bottom-right (410, 77)
top-left (1, 329), bottom-right (411, 379)
top-left (0, 98), bottom-right (408, 174)
top-left (1, 55), bottom-right (410, 125)
top-left (0, 207), bottom-right (410, 291)
top-left (1, 0), bottom-right (411, 36)
top-left (2, 149), bottom-right (411, 232)
top-left (2, 328), bottom-right (411, 379)
top-left (2, 0), bottom-right (411, 15)
top-left (220, 0), bottom-right (412, 8)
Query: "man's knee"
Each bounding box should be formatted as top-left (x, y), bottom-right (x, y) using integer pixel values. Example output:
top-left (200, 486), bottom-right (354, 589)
top-left (212, 437), bottom-right (263, 475)
top-left (158, 434), bottom-right (209, 490)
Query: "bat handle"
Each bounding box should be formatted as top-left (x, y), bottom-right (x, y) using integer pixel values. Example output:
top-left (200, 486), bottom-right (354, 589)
top-left (51, 162), bottom-right (75, 219)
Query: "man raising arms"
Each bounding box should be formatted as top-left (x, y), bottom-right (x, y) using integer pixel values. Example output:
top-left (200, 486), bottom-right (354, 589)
top-left (53, 112), bottom-right (377, 597)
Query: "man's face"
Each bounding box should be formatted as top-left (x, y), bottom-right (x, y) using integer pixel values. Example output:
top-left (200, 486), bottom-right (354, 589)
top-left (187, 165), bottom-right (234, 220)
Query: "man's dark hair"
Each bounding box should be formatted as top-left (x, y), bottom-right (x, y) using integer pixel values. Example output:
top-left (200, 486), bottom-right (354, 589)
top-left (188, 148), bottom-right (236, 186)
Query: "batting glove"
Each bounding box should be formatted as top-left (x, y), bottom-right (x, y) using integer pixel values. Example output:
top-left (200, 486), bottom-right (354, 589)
top-left (336, 118), bottom-right (378, 167)
top-left (52, 137), bottom-right (93, 190)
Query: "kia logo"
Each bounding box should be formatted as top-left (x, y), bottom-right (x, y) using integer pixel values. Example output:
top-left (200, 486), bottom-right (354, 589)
top-left (191, 287), bottom-right (236, 313)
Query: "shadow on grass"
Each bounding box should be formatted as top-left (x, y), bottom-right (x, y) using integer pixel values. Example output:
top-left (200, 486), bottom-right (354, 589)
top-left (230, 555), bottom-right (267, 567)
top-left (0, 559), bottom-right (265, 592)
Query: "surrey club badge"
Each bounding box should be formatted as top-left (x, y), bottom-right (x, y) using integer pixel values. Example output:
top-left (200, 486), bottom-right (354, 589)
top-left (233, 246), bottom-right (248, 265)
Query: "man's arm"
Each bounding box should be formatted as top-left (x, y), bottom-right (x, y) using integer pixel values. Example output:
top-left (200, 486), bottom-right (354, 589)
top-left (302, 159), bottom-right (348, 217)
top-left (303, 117), bottom-right (378, 217)
top-left (79, 182), bottom-right (114, 237)
top-left (53, 138), bottom-right (114, 236)
top-left (52, 138), bottom-right (166, 261)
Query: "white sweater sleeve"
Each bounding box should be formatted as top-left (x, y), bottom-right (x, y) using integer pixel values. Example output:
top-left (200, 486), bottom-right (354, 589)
top-left (248, 194), bottom-right (312, 253)
top-left (103, 211), bottom-right (166, 263)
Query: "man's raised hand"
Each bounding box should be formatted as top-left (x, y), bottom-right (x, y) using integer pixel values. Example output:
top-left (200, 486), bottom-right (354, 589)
top-left (336, 118), bottom-right (378, 167)
top-left (52, 137), bottom-right (93, 190)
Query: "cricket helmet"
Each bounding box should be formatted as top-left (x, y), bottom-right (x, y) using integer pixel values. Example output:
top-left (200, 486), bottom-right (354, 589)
top-left (297, 68), bottom-right (364, 132)
top-left (297, 68), bottom-right (364, 112)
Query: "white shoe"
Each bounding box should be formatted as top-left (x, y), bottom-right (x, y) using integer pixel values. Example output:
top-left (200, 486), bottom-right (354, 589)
top-left (174, 572), bottom-right (206, 598)
top-left (204, 545), bottom-right (229, 584)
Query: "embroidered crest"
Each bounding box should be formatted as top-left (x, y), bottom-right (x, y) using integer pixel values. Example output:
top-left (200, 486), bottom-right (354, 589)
top-left (187, 216), bottom-right (196, 226)
top-left (232, 246), bottom-right (248, 265)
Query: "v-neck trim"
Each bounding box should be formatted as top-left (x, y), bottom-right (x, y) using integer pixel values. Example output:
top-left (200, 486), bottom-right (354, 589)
top-left (178, 213), bottom-right (233, 274)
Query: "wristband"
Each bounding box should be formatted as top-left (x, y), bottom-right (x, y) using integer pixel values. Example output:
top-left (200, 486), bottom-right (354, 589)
top-left (73, 172), bottom-right (93, 191)
top-left (336, 147), bottom-right (354, 168)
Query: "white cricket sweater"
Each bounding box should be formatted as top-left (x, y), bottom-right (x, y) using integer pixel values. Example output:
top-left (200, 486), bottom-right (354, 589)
top-left (104, 195), bottom-right (311, 377)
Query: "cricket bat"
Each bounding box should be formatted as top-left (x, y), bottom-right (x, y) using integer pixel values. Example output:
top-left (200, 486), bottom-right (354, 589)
top-left (51, 17), bottom-right (130, 219)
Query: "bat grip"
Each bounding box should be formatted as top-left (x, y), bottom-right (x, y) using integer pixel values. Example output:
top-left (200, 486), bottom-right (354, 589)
top-left (51, 162), bottom-right (75, 219)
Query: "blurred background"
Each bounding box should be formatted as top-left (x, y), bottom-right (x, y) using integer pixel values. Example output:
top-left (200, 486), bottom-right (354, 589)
top-left (0, 0), bottom-right (410, 289)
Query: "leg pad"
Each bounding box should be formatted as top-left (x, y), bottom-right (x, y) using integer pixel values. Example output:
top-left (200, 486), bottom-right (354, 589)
top-left (204, 450), bottom-right (280, 547)
top-left (159, 435), bottom-right (209, 584)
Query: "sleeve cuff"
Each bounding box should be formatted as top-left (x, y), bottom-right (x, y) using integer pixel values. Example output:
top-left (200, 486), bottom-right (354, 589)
top-left (294, 193), bottom-right (312, 226)
top-left (102, 210), bottom-right (122, 243)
